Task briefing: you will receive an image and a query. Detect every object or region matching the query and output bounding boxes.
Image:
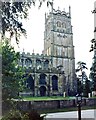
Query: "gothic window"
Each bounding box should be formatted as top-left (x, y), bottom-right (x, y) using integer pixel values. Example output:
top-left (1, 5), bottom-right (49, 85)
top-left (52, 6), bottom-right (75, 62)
top-left (62, 47), bottom-right (65, 56)
top-left (26, 74), bottom-right (34, 91)
top-left (58, 58), bottom-right (62, 66)
top-left (52, 75), bottom-right (58, 90)
top-left (57, 46), bottom-right (62, 56)
top-left (62, 22), bottom-right (66, 28)
top-left (25, 58), bottom-right (32, 68)
top-left (44, 59), bottom-right (49, 69)
top-left (64, 48), bottom-right (68, 57)
top-left (36, 59), bottom-right (41, 70)
top-left (39, 74), bottom-right (46, 85)
top-left (57, 21), bottom-right (61, 27)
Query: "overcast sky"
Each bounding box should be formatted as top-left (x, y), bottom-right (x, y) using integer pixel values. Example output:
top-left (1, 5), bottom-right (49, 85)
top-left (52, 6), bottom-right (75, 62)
top-left (13, 0), bottom-right (96, 76)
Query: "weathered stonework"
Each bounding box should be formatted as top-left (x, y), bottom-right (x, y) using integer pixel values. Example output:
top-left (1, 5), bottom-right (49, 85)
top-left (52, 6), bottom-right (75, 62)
top-left (19, 6), bottom-right (76, 97)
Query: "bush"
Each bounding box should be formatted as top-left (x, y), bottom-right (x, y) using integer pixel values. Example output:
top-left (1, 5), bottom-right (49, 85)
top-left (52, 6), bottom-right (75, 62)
top-left (1, 110), bottom-right (22, 120)
top-left (1, 109), bottom-right (44, 120)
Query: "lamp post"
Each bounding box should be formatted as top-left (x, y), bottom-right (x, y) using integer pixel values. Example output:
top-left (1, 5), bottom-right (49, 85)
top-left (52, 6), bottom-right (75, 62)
top-left (76, 94), bottom-right (82, 120)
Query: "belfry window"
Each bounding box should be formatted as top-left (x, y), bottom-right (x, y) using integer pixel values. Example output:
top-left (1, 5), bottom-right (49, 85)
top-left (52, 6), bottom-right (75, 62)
top-left (62, 22), bottom-right (66, 28)
top-left (57, 21), bottom-right (61, 27)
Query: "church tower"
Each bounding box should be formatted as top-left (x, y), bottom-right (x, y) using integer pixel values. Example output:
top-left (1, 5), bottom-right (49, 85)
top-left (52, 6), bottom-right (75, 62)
top-left (43, 5), bottom-right (75, 92)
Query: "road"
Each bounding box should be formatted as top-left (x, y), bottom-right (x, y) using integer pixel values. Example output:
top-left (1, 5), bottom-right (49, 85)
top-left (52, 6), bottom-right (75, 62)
top-left (42, 109), bottom-right (96, 120)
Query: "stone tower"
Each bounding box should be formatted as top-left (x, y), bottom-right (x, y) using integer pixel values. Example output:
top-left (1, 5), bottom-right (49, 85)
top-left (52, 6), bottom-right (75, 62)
top-left (43, 5), bottom-right (75, 92)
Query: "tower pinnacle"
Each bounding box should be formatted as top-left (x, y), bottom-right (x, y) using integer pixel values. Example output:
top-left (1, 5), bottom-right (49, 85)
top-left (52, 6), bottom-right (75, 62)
top-left (69, 6), bottom-right (71, 17)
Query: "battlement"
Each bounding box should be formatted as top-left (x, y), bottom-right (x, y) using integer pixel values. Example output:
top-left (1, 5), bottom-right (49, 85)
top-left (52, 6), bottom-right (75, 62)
top-left (53, 9), bottom-right (70, 17)
top-left (21, 52), bottom-right (49, 58)
top-left (45, 6), bottom-right (71, 22)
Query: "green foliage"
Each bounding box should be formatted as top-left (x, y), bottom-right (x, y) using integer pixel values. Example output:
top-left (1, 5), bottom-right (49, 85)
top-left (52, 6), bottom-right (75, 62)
top-left (76, 61), bottom-right (91, 97)
top-left (90, 38), bottom-right (96, 92)
top-left (1, 110), bottom-right (22, 120)
top-left (1, 109), bottom-right (43, 120)
top-left (0, 41), bottom-right (2, 54)
top-left (2, 39), bottom-right (25, 101)
top-left (76, 61), bottom-right (88, 72)
top-left (90, 59), bottom-right (96, 91)
top-left (1, 0), bottom-right (46, 43)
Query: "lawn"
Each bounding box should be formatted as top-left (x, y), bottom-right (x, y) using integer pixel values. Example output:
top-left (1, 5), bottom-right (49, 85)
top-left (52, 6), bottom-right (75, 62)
top-left (22, 96), bottom-right (71, 101)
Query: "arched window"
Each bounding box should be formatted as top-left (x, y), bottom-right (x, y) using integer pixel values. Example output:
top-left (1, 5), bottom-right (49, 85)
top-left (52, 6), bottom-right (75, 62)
top-left (39, 74), bottom-right (47, 85)
top-left (44, 59), bottom-right (49, 69)
top-left (36, 59), bottom-right (41, 70)
top-left (25, 58), bottom-right (32, 68)
top-left (62, 22), bottom-right (66, 28)
top-left (26, 74), bottom-right (34, 91)
top-left (57, 21), bottom-right (61, 27)
top-left (52, 75), bottom-right (58, 90)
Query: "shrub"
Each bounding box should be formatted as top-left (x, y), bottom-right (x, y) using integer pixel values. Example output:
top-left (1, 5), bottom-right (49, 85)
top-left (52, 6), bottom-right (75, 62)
top-left (1, 109), bottom-right (44, 120)
top-left (1, 110), bottom-right (21, 120)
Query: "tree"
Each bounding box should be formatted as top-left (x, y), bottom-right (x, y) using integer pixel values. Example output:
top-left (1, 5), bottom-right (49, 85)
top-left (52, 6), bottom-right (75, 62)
top-left (2, 39), bottom-right (25, 101)
top-left (82, 71), bottom-right (91, 97)
top-left (76, 61), bottom-right (88, 96)
top-left (76, 61), bottom-right (88, 73)
top-left (90, 38), bottom-right (96, 93)
top-left (1, 0), bottom-right (46, 43)
top-left (90, 61), bottom-right (96, 92)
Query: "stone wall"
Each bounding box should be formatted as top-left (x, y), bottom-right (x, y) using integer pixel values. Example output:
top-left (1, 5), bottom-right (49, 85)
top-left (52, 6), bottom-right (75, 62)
top-left (16, 98), bottom-right (96, 112)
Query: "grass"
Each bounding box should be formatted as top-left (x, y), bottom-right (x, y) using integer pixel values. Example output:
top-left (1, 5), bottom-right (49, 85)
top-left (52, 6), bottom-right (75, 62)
top-left (22, 96), bottom-right (96, 101)
top-left (22, 96), bottom-right (71, 101)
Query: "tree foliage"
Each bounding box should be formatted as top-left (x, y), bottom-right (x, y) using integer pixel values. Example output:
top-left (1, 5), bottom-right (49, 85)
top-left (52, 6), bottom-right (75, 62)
top-left (1, 109), bottom-right (44, 120)
top-left (76, 61), bottom-right (91, 97)
top-left (90, 58), bottom-right (96, 91)
top-left (2, 39), bottom-right (25, 101)
top-left (76, 61), bottom-right (88, 73)
top-left (1, 0), bottom-right (46, 43)
top-left (89, 38), bottom-right (96, 92)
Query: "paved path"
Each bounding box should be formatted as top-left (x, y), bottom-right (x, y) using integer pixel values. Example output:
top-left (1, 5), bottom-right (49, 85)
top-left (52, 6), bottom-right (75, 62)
top-left (43, 109), bottom-right (96, 120)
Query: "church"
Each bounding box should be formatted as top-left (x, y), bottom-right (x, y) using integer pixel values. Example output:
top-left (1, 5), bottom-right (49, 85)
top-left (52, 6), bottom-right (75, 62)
top-left (19, 5), bottom-right (76, 97)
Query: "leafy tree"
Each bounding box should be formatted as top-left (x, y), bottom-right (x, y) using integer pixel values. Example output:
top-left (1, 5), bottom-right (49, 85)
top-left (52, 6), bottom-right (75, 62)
top-left (76, 61), bottom-right (88, 84)
top-left (82, 71), bottom-right (91, 97)
top-left (90, 38), bottom-right (96, 93)
top-left (1, 0), bottom-right (46, 43)
top-left (90, 60), bottom-right (96, 92)
top-left (76, 61), bottom-right (89, 96)
top-left (1, 109), bottom-right (44, 120)
top-left (2, 39), bottom-right (25, 101)
top-left (76, 61), bottom-right (88, 73)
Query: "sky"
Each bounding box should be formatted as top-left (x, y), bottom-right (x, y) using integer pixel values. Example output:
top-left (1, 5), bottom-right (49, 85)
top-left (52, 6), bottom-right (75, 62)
top-left (13, 0), bottom-right (96, 77)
